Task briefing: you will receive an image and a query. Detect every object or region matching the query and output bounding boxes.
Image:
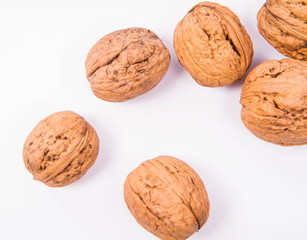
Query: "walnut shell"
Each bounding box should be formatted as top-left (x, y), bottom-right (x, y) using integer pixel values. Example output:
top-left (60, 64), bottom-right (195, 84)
top-left (173, 1), bottom-right (253, 87)
top-left (22, 111), bottom-right (99, 187)
top-left (240, 58), bottom-right (307, 146)
top-left (85, 28), bottom-right (170, 102)
top-left (124, 156), bottom-right (210, 240)
top-left (257, 0), bottom-right (307, 61)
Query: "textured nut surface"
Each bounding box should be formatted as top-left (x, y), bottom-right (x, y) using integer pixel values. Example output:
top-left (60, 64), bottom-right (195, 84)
top-left (23, 111), bottom-right (99, 187)
top-left (85, 28), bottom-right (170, 102)
top-left (124, 156), bottom-right (210, 240)
top-left (173, 1), bottom-right (253, 87)
top-left (257, 0), bottom-right (307, 61)
top-left (240, 58), bottom-right (307, 146)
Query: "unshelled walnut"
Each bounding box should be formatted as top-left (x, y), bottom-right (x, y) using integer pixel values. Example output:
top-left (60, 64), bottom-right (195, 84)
top-left (85, 28), bottom-right (170, 102)
top-left (22, 111), bottom-right (99, 187)
top-left (257, 0), bottom-right (307, 61)
top-left (173, 1), bottom-right (253, 87)
top-left (124, 156), bottom-right (210, 240)
top-left (240, 58), bottom-right (307, 146)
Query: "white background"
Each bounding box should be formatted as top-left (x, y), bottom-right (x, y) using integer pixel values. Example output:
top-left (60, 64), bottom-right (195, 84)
top-left (0, 0), bottom-right (306, 239)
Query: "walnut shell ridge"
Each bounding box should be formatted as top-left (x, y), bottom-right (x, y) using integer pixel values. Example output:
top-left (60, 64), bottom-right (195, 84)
top-left (22, 111), bottom-right (100, 187)
top-left (257, 0), bottom-right (307, 61)
top-left (173, 1), bottom-right (254, 87)
top-left (124, 156), bottom-right (210, 240)
top-left (85, 28), bottom-right (171, 102)
top-left (240, 58), bottom-right (307, 146)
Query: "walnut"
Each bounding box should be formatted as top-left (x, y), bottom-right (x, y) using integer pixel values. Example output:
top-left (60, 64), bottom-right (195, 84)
top-left (173, 1), bottom-right (254, 87)
top-left (85, 28), bottom-right (170, 102)
top-left (240, 58), bottom-right (307, 146)
top-left (257, 0), bottom-right (307, 61)
top-left (22, 111), bottom-right (99, 187)
top-left (124, 156), bottom-right (210, 240)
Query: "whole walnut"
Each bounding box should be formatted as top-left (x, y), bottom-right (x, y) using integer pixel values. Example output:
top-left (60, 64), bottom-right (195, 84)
top-left (257, 0), bottom-right (307, 61)
top-left (173, 1), bottom-right (253, 87)
top-left (23, 111), bottom-right (99, 187)
top-left (85, 28), bottom-right (170, 102)
top-left (124, 156), bottom-right (210, 240)
top-left (240, 58), bottom-right (307, 146)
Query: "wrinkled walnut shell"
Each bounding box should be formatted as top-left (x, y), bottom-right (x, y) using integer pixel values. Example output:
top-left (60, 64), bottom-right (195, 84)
top-left (257, 0), bottom-right (307, 61)
top-left (173, 1), bottom-right (253, 87)
top-left (23, 111), bottom-right (99, 187)
top-left (240, 58), bottom-right (307, 146)
top-left (124, 156), bottom-right (210, 240)
top-left (85, 28), bottom-right (170, 102)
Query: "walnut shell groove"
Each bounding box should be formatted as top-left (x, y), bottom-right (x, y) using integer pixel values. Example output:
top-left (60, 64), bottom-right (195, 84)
top-left (22, 111), bottom-right (99, 187)
top-left (124, 156), bottom-right (210, 240)
top-left (85, 28), bottom-right (170, 102)
top-left (240, 58), bottom-right (307, 146)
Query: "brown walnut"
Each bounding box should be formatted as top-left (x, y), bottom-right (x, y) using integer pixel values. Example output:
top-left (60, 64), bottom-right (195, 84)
top-left (257, 0), bottom-right (307, 61)
top-left (85, 28), bottom-right (170, 102)
top-left (173, 1), bottom-right (253, 87)
top-left (22, 111), bottom-right (99, 187)
top-left (124, 156), bottom-right (210, 240)
top-left (240, 58), bottom-right (307, 146)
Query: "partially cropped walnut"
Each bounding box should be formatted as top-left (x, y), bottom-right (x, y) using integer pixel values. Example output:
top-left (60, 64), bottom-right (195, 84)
top-left (240, 58), bottom-right (307, 146)
top-left (257, 0), bottom-right (307, 61)
top-left (23, 111), bottom-right (99, 187)
top-left (124, 156), bottom-right (210, 240)
top-left (85, 28), bottom-right (170, 102)
top-left (173, 1), bottom-right (253, 87)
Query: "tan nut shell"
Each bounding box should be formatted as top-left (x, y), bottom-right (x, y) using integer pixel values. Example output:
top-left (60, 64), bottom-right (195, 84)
top-left (85, 28), bottom-right (170, 102)
top-left (173, 1), bottom-right (254, 87)
top-left (22, 111), bottom-right (99, 187)
top-left (124, 156), bottom-right (210, 240)
top-left (257, 0), bottom-right (307, 61)
top-left (240, 58), bottom-right (307, 146)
